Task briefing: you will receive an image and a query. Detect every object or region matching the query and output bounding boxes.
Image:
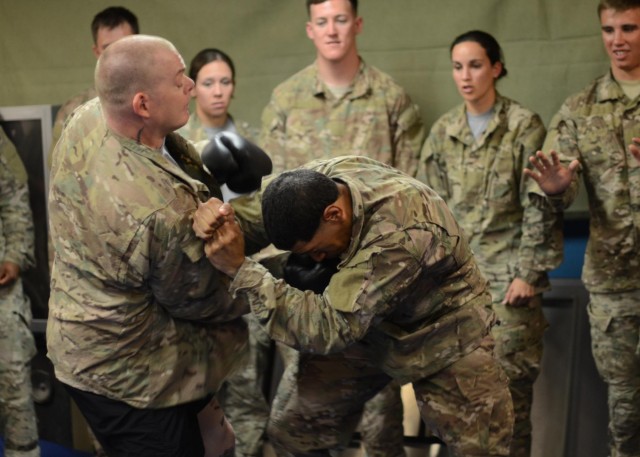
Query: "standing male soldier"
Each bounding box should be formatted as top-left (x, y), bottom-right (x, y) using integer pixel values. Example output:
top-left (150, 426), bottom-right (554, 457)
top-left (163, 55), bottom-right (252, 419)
top-left (50, 6), bottom-right (139, 161)
top-left (259, 1), bottom-right (426, 454)
top-left (0, 126), bottom-right (39, 457)
top-left (526, 1), bottom-right (640, 455)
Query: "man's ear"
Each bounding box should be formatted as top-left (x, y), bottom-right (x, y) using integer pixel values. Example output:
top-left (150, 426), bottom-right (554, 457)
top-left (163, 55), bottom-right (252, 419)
top-left (322, 204), bottom-right (342, 223)
top-left (132, 92), bottom-right (151, 119)
top-left (305, 21), bottom-right (314, 40)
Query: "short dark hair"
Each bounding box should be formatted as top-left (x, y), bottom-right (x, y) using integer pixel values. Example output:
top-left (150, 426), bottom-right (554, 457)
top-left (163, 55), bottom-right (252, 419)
top-left (188, 48), bottom-right (236, 84)
top-left (306, 0), bottom-right (358, 16)
top-left (598, 0), bottom-right (640, 15)
top-left (91, 6), bottom-right (139, 44)
top-left (450, 30), bottom-right (508, 80)
top-left (262, 169), bottom-right (339, 250)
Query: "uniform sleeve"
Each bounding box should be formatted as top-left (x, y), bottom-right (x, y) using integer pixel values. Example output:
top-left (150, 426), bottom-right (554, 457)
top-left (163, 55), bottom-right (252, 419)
top-left (229, 189), bottom-right (272, 255)
top-left (417, 122), bottom-right (451, 198)
top-left (127, 201), bottom-right (249, 323)
top-left (0, 130), bottom-right (35, 270)
top-left (258, 95), bottom-right (288, 173)
top-left (230, 230), bottom-right (424, 354)
top-left (517, 115), bottom-right (563, 286)
top-left (535, 104), bottom-right (581, 212)
top-left (390, 92), bottom-right (426, 177)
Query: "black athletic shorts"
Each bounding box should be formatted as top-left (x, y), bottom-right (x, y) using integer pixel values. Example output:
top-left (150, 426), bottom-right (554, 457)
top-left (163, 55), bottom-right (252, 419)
top-left (65, 383), bottom-right (213, 457)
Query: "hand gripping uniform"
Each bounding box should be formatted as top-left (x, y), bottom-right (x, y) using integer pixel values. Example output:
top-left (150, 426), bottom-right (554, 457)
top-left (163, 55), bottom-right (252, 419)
top-left (229, 155), bottom-right (514, 457)
top-left (47, 98), bottom-right (249, 409)
top-left (0, 126), bottom-right (40, 457)
top-left (420, 93), bottom-right (562, 457)
top-left (542, 72), bottom-right (640, 457)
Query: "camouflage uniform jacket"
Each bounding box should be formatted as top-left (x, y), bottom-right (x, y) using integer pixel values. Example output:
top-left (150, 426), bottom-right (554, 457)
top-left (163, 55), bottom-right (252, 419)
top-left (259, 59), bottom-right (426, 175)
top-left (230, 155), bottom-right (495, 385)
top-left (49, 87), bottom-right (97, 169)
top-left (177, 113), bottom-right (258, 144)
top-left (542, 72), bottom-right (640, 294)
top-left (420, 94), bottom-right (562, 299)
top-left (0, 126), bottom-right (35, 319)
top-left (47, 98), bottom-right (249, 408)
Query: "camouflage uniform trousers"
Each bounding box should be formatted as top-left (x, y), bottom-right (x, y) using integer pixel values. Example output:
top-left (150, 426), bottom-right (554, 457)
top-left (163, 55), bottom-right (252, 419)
top-left (588, 290), bottom-right (640, 457)
top-left (273, 345), bottom-right (405, 457)
top-left (267, 335), bottom-right (513, 457)
top-left (357, 380), bottom-right (405, 457)
top-left (491, 292), bottom-right (547, 457)
top-left (217, 314), bottom-right (273, 457)
top-left (0, 295), bottom-right (39, 456)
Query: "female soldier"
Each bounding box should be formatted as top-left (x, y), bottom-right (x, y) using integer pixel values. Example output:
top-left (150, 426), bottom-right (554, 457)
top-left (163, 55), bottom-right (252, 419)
top-left (179, 48), bottom-right (270, 457)
top-left (419, 30), bottom-right (561, 457)
top-left (179, 48), bottom-right (260, 201)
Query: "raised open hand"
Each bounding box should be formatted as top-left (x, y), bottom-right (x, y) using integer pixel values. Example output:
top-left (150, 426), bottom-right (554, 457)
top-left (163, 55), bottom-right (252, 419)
top-left (523, 150), bottom-right (580, 196)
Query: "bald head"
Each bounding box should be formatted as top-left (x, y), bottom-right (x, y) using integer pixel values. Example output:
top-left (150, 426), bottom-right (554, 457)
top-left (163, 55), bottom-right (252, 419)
top-left (95, 35), bottom-right (180, 117)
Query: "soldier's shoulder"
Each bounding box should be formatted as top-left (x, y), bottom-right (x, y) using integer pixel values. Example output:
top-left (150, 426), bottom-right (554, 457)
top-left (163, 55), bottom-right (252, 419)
top-left (271, 64), bottom-right (315, 97)
top-left (559, 76), bottom-right (605, 113)
top-left (55, 87), bottom-right (98, 122)
top-left (430, 104), bottom-right (463, 130)
top-left (500, 96), bottom-right (543, 130)
top-left (366, 64), bottom-right (407, 92)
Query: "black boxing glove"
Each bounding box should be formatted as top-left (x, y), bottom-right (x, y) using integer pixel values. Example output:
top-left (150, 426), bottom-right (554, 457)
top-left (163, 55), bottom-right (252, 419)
top-left (283, 253), bottom-right (339, 294)
top-left (200, 131), bottom-right (272, 194)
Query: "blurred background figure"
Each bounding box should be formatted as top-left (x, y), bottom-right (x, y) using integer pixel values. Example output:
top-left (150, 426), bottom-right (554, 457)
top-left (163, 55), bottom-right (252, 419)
top-left (0, 125), bottom-right (40, 457)
top-left (49, 6), bottom-right (139, 165)
top-left (419, 30), bottom-right (562, 457)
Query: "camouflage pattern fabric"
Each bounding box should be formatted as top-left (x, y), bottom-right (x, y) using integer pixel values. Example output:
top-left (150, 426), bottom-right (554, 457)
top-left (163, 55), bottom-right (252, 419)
top-left (267, 345), bottom-right (402, 456)
top-left (413, 336), bottom-right (513, 456)
top-left (46, 89), bottom-right (101, 286)
top-left (215, 315), bottom-right (272, 457)
top-left (177, 112), bottom-right (258, 144)
top-left (588, 291), bottom-right (640, 457)
top-left (542, 72), bottom-right (640, 457)
top-left (48, 87), bottom-right (97, 170)
top-left (259, 59), bottom-right (425, 176)
top-left (0, 126), bottom-right (39, 457)
top-left (357, 380), bottom-right (406, 457)
top-left (47, 97), bottom-right (249, 409)
top-left (179, 114), bottom-right (271, 457)
top-left (420, 93), bottom-right (560, 456)
top-left (229, 156), bottom-right (513, 456)
top-left (542, 71), bottom-right (640, 294)
top-left (259, 58), bottom-right (424, 456)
